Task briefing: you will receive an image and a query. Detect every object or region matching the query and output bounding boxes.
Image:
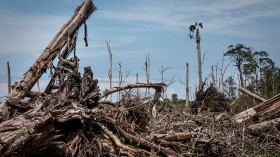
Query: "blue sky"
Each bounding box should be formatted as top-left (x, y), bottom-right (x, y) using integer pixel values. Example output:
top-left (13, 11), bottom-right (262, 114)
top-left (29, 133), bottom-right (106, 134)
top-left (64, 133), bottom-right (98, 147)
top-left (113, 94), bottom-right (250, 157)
top-left (1, 0), bottom-right (280, 101)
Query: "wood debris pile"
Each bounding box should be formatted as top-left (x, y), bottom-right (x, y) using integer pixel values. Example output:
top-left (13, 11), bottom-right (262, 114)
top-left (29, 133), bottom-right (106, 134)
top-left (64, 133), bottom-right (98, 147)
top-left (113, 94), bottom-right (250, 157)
top-left (192, 84), bottom-right (229, 114)
top-left (0, 0), bottom-right (280, 156)
top-left (202, 85), bottom-right (229, 112)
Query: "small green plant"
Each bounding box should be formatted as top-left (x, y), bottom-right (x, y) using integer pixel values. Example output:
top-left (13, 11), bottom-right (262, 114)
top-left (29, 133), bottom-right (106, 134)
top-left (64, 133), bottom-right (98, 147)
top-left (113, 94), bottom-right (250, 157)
top-left (115, 133), bottom-right (125, 143)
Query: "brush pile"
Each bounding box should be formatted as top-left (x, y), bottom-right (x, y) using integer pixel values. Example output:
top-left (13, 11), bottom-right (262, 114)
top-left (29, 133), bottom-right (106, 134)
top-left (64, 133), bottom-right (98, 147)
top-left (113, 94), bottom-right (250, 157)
top-left (191, 84), bottom-right (229, 114)
top-left (203, 85), bottom-right (229, 112)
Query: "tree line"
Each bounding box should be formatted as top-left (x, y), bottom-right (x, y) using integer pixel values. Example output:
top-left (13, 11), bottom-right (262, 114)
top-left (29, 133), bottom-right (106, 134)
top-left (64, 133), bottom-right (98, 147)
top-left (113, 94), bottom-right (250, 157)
top-left (224, 44), bottom-right (280, 99)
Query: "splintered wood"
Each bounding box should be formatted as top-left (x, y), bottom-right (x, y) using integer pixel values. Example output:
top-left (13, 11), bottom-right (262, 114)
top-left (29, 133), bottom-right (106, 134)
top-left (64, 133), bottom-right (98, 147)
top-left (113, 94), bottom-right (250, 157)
top-left (234, 93), bottom-right (280, 123)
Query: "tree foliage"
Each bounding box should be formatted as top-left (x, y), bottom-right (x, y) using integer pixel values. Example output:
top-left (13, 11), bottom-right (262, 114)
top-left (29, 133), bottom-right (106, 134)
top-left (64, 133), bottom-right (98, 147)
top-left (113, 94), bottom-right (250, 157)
top-left (224, 44), bottom-right (253, 87)
top-left (171, 93), bottom-right (178, 104)
top-left (224, 44), bottom-right (280, 99)
top-left (225, 76), bottom-right (237, 99)
top-left (188, 22), bottom-right (203, 39)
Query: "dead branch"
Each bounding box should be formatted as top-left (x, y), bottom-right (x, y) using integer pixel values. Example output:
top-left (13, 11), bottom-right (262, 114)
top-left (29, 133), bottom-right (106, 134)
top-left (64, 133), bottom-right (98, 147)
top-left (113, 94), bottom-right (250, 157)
top-left (239, 86), bottom-right (266, 102)
top-left (116, 125), bottom-right (183, 157)
top-left (153, 131), bottom-right (193, 141)
top-left (100, 83), bottom-right (165, 99)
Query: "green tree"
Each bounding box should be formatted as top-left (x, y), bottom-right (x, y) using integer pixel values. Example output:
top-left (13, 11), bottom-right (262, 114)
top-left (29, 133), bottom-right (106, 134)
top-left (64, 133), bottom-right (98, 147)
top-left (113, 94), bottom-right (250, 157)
top-left (171, 93), bottom-right (178, 104)
top-left (244, 51), bottom-right (273, 94)
top-left (261, 64), bottom-right (280, 98)
top-left (224, 44), bottom-right (252, 87)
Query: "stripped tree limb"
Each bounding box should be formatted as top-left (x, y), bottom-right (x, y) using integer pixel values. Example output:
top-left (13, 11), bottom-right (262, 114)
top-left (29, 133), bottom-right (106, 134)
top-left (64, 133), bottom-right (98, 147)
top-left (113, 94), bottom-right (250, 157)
top-left (153, 131), bottom-right (193, 141)
top-left (248, 118), bottom-right (280, 133)
top-left (239, 86), bottom-right (266, 102)
top-left (99, 124), bottom-right (136, 155)
top-left (100, 83), bottom-right (166, 99)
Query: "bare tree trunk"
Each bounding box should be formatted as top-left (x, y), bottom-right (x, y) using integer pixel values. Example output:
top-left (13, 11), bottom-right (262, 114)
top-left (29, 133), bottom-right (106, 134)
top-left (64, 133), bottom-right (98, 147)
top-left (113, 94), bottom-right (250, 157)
top-left (106, 40), bottom-right (113, 102)
top-left (211, 65), bottom-right (215, 87)
top-left (186, 63), bottom-right (189, 111)
top-left (215, 66), bottom-right (218, 90)
top-left (136, 72), bottom-right (140, 95)
top-left (238, 65), bottom-right (244, 87)
top-left (145, 54), bottom-right (151, 95)
top-left (196, 29), bottom-right (203, 92)
top-left (135, 73), bottom-right (138, 83)
top-left (159, 65), bottom-right (171, 109)
top-left (117, 62), bottom-right (123, 101)
top-left (7, 62), bottom-right (11, 94)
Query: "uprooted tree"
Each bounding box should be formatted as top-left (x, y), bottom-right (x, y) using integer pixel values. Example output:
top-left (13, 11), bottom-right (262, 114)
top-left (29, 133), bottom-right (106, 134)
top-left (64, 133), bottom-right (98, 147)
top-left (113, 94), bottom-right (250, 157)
top-left (0, 1), bottom-right (176, 156)
top-left (0, 1), bottom-right (280, 156)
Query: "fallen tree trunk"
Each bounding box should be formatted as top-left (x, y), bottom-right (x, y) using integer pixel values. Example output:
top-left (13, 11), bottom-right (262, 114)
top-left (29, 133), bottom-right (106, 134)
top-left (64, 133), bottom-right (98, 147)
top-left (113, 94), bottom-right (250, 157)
top-left (239, 86), bottom-right (266, 102)
top-left (234, 93), bottom-right (280, 123)
top-left (248, 118), bottom-right (280, 133)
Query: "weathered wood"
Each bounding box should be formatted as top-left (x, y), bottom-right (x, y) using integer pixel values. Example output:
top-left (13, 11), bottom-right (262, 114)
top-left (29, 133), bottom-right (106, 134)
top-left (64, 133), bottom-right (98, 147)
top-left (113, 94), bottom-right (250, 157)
top-left (100, 83), bottom-right (165, 99)
top-left (153, 131), bottom-right (193, 141)
top-left (186, 63), bottom-right (189, 110)
top-left (106, 40), bottom-right (113, 102)
top-left (99, 124), bottom-right (136, 155)
top-left (248, 118), bottom-right (280, 133)
top-left (233, 93), bottom-right (280, 123)
top-left (0, 103), bottom-right (50, 156)
top-left (239, 86), bottom-right (266, 102)
top-left (0, 0), bottom-right (96, 121)
top-left (116, 126), bottom-right (182, 157)
top-left (8, 0), bottom-right (95, 100)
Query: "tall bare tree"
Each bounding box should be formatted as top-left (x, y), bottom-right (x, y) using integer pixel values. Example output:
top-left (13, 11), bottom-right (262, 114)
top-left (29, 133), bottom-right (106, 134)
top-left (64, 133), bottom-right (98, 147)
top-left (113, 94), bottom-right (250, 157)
top-left (215, 55), bottom-right (231, 93)
top-left (144, 54), bottom-right (151, 95)
top-left (144, 54), bottom-right (157, 119)
top-left (189, 22), bottom-right (203, 92)
top-left (159, 66), bottom-right (172, 83)
top-left (211, 66), bottom-right (215, 87)
top-left (117, 62), bottom-right (123, 101)
top-left (186, 63), bottom-right (189, 110)
top-left (136, 73), bottom-right (139, 83)
top-left (106, 40), bottom-right (113, 102)
top-left (159, 65), bottom-right (172, 107)
top-left (7, 62), bottom-right (11, 94)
